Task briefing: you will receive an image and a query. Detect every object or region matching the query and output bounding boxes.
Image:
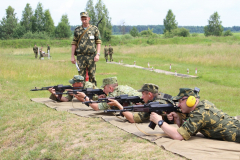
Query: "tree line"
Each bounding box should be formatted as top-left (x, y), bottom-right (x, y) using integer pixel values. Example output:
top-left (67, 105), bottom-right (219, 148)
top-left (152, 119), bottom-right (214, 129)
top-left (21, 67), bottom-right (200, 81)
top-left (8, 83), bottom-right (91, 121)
top-left (111, 25), bottom-right (240, 35)
top-left (1, 2), bottom-right (239, 41)
top-left (0, 3), bottom-right (71, 40)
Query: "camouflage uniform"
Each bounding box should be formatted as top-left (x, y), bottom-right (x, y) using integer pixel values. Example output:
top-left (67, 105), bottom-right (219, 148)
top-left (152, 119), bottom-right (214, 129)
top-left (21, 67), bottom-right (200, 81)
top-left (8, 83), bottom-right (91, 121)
top-left (133, 83), bottom-right (173, 123)
top-left (33, 46), bottom-right (38, 59)
top-left (173, 88), bottom-right (240, 142)
top-left (109, 45), bottom-right (113, 62)
top-left (98, 77), bottom-right (141, 110)
top-left (49, 75), bottom-right (96, 101)
top-left (104, 47), bottom-right (109, 62)
top-left (71, 12), bottom-right (101, 86)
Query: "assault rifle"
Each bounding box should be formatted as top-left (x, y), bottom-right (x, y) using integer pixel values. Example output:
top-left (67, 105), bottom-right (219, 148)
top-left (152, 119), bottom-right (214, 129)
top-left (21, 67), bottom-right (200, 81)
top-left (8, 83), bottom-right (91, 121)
top-left (30, 85), bottom-right (83, 92)
top-left (55, 88), bottom-right (105, 100)
top-left (105, 101), bottom-right (180, 130)
top-left (83, 94), bottom-right (144, 105)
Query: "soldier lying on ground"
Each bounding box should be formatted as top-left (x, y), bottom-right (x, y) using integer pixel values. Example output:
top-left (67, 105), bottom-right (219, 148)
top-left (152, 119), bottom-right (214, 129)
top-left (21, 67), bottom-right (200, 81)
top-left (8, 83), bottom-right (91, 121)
top-left (48, 75), bottom-right (96, 102)
top-left (150, 88), bottom-right (240, 143)
top-left (107, 83), bottom-right (176, 123)
top-left (74, 77), bottom-right (141, 110)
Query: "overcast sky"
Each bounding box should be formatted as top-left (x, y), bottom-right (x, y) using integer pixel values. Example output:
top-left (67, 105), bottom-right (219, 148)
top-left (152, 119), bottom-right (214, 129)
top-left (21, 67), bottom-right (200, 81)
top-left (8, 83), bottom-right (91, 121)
top-left (1, 0), bottom-right (240, 27)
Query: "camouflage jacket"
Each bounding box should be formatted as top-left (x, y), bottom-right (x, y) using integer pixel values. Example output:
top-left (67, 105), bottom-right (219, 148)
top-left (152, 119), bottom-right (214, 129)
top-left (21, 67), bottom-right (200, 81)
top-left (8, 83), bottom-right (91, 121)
top-left (109, 47), bottom-right (113, 54)
top-left (71, 25), bottom-right (101, 55)
top-left (104, 48), bottom-right (109, 54)
top-left (98, 85), bottom-right (141, 110)
top-left (49, 81), bottom-right (97, 101)
top-left (177, 100), bottom-right (240, 142)
top-left (33, 46), bottom-right (38, 53)
top-left (133, 93), bottom-right (169, 123)
top-left (47, 46), bottom-right (50, 50)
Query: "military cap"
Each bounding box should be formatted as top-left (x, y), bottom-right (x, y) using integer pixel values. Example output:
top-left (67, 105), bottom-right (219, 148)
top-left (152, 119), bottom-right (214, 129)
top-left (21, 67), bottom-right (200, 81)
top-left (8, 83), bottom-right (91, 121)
top-left (69, 75), bottom-right (84, 84)
top-left (100, 77), bottom-right (118, 88)
top-left (137, 83), bottom-right (159, 93)
top-left (80, 12), bottom-right (89, 17)
top-left (172, 88), bottom-right (200, 101)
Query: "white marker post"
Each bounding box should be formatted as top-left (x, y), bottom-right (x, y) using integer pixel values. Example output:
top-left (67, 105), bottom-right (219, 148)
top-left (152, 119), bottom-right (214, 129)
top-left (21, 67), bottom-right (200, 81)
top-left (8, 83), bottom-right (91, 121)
top-left (134, 61), bottom-right (136, 66)
top-left (148, 62), bottom-right (150, 68)
top-left (187, 68), bottom-right (189, 74)
top-left (195, 68), bottom-right (197, 75)
top-left (170, 64), bottom-right (171, 71)
top-left (152, 67), bottom-right (154, 71)
top-left (121, 59), bottom-right (123, 63)
top-left (175, 70), bottom-right (177, 76)
top-left (119, 61), bottom-right (120, 64)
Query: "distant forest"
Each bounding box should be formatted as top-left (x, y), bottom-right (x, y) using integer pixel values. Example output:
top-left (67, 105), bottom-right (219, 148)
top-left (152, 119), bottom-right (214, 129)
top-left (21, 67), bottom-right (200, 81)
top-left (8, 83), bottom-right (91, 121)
top-left (71, 25), bottom-right (240, 35)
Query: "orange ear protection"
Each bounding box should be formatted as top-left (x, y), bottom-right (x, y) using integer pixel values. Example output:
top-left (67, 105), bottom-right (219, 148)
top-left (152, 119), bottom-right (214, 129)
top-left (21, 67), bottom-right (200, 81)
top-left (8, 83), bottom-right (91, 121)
top-left (186, 96), bottom-right (196, 107)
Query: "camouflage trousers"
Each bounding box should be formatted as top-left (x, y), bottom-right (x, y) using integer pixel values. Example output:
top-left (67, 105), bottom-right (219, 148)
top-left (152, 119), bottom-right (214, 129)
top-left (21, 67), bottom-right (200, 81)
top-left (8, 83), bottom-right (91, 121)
top-left (109, 54), bottom-right (113, 62)
top-left (34, 52), bottom-right (38, 59)
top-left (39, 52), bottom-right (43, 59)
top-left (104, 54), bottom-right (108, 62)
top-left (77, 54), bottom-right (97, 86)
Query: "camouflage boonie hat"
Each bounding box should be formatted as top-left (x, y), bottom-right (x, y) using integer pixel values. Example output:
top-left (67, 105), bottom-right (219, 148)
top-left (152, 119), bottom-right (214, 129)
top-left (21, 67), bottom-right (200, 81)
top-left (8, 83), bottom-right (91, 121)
top-left (137, 83), bottom-right (159, 93)
top-left (100, 77), bottom-right (117, 88)
top-left (80, 12), bottom-right (89, 17)
top-left (172, 88), bottom-right (200, 101)
top-left (69, 75), bottom-right (84, 84)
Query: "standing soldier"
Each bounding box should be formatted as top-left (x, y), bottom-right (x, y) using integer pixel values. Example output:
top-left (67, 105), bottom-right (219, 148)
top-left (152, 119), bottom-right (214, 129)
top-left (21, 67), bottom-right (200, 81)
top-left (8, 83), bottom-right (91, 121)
top-left (47, 44), bottom-right (50, 55)
top-left (109, 44), bottom-right (113, 62)
top-left (71, 11), bottom-right (101, 86)
top-left (104, 45), bottom-right (109, 62)
top-left (33, 44), bottom-right (38, 59)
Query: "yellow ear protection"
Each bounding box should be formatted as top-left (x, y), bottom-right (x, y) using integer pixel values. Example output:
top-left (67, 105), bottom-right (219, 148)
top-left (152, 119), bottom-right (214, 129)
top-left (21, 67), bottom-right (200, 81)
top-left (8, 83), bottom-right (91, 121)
top-left (186, 96), bottom-right (196, 107)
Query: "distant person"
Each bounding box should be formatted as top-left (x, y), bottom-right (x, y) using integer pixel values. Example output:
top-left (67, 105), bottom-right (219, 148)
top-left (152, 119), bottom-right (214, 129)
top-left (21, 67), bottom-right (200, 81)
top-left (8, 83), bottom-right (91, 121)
top-left (104, 45), bottom-right (109, 62)
top-left (39, 46), bottom-right (43, 59)
top-left (47, 44), bottom-right (50, 55)
top-left (48, 75), bottom-right (96, 102)
top-left (71, 11), bottom-right (101, 86)
top-left (150, 88), bottom-right (240, 143)
top-left (109, 44), bottom-right (113, 62)
top-left (33, 44), bottom-right (38, 59)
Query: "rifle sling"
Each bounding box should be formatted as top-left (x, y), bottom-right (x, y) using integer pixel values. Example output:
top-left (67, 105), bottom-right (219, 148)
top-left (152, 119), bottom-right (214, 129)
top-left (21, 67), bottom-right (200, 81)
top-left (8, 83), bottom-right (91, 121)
top-left (75, 25), bottom-right (91, 55)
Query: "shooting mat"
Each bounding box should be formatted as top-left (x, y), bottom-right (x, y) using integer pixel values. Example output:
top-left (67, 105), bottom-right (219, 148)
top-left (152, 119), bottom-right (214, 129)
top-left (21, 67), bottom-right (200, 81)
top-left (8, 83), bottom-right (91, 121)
top-left (31, 98), bottom-right (240, 160)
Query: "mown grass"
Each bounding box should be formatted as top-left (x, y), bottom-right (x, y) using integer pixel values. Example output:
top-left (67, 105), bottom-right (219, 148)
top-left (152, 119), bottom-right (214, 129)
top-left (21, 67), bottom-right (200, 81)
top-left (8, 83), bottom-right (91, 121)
top-left (0, 40), bottom-right (240, 159)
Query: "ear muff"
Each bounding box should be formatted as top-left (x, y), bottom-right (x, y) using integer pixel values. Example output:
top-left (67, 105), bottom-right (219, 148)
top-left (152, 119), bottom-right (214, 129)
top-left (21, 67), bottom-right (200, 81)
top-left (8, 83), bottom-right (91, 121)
top-left (186, 96), bottom-right (196, 107)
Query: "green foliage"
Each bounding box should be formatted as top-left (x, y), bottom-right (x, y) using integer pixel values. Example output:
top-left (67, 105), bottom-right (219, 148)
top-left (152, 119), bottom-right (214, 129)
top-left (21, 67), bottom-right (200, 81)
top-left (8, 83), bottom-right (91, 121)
top-left (86, 0), bottom-right (112, 41)
top-left (0, 6), bottom-right (18, 39)
top-left (22, 31), bottom-right (50, 39)
top-left (192, 33), bottom-right (199, 37)
top-left (163, 9), bottom-right (178, 33)
top-left (20, 3), bottom-right (33, 32)
top-left (204, 12), bottom-right (223, 36)
top-left (34, 2), bottom-right (45, 32)
top-left (13, 24), bottom-right (26, 39)
top-left (43, 9), bottom-right (55, 37)
top-left (140, 28), bottom-right (154, 37)
top-left (223, 30), bottom-right (233, 36)
top-left (55, 15), bottom-right (71, 38)
top-left (130, 27), bottom-right (139, 37)
top-left (164, 28), bottom-right (190, 38)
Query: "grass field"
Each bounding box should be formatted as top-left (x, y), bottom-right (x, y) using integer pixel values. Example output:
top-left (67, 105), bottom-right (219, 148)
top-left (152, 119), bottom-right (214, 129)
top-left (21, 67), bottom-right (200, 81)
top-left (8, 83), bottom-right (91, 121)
top-left (0, 40), bottom-right (240, 159)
